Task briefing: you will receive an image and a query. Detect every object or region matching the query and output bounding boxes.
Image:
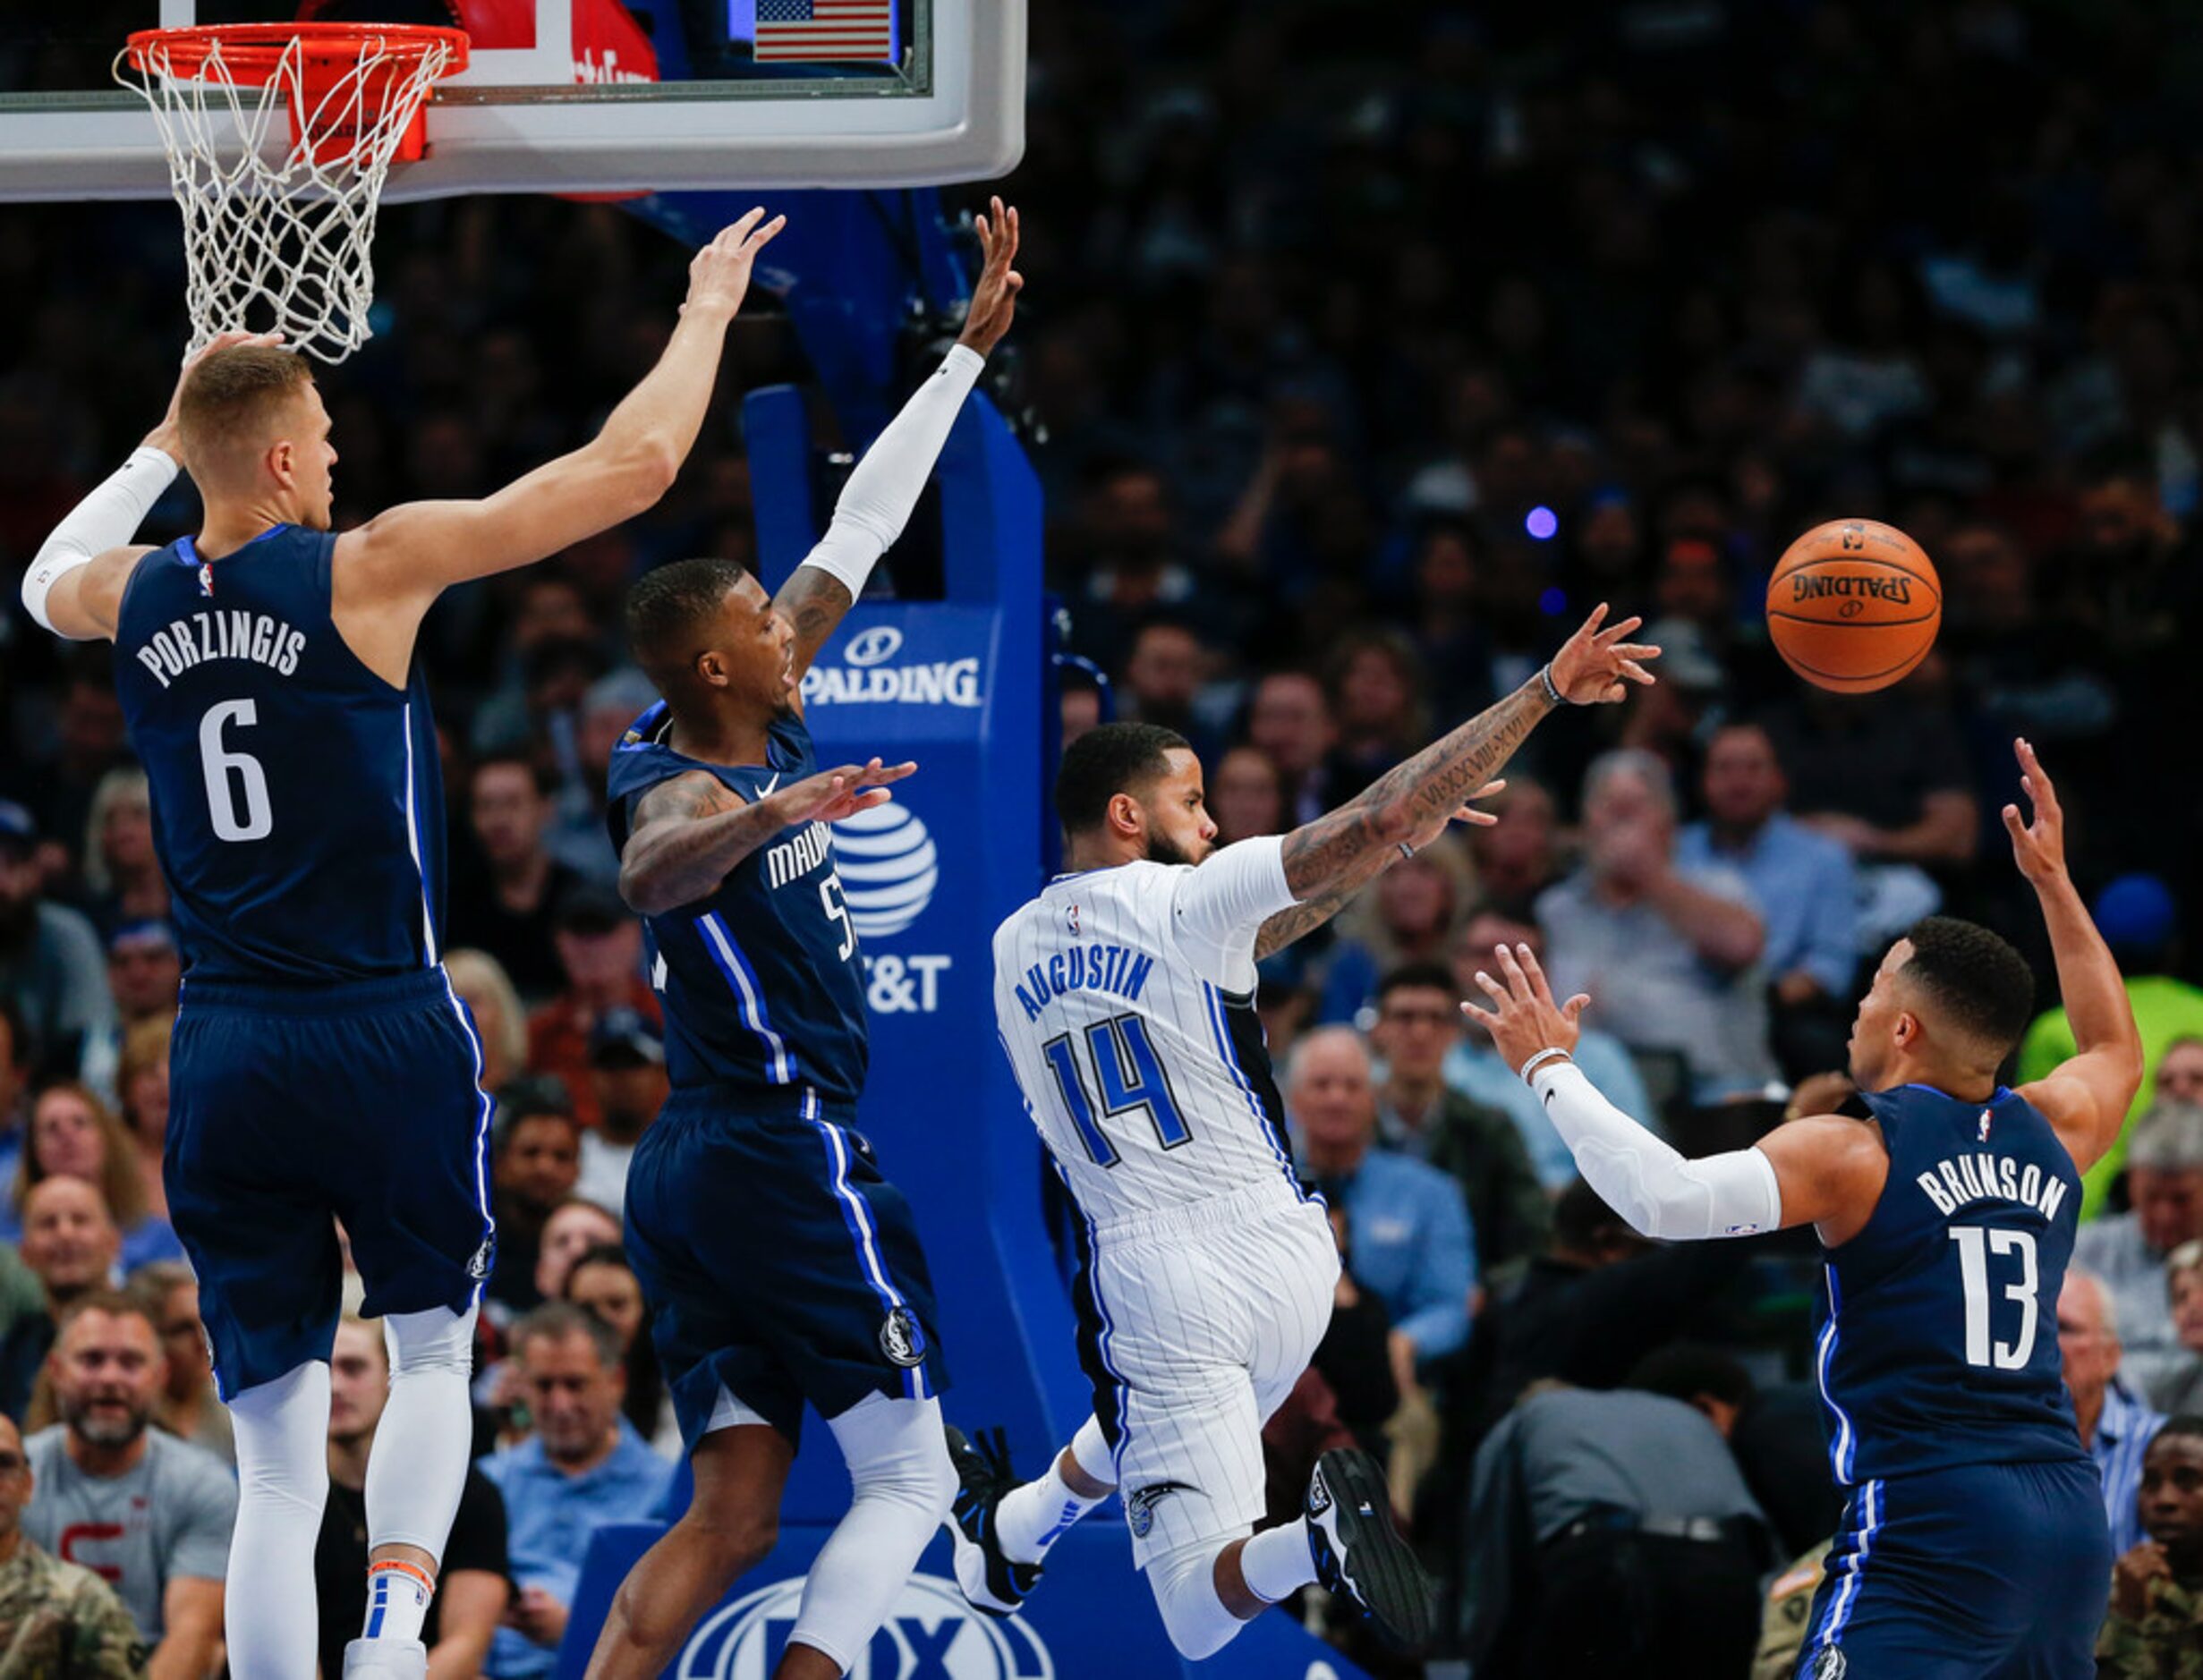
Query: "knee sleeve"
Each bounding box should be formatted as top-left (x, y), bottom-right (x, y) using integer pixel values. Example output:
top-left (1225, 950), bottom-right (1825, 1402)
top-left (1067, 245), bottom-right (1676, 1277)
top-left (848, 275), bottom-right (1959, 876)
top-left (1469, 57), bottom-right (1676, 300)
top-left (834, 1391), bottom-right (957, 1524)
top-left (383, 1303), bottom-right (476, 1375)
top-left (1147, 1538), bottom-right (1246, 1662)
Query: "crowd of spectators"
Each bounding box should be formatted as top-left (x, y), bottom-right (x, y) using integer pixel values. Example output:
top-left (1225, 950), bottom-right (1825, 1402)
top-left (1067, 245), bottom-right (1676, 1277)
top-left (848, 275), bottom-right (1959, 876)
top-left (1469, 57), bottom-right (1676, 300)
top-left (0, 0), bottom-right (2200, 1673)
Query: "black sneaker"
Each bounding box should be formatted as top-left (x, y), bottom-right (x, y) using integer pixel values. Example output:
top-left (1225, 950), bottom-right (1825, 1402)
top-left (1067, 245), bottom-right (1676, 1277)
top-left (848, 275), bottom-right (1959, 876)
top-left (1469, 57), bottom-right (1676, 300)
top-left (944, 1424), bottom-right (1043, 1617)
top-left (1304, 1447), bottom-right (1435, 1654)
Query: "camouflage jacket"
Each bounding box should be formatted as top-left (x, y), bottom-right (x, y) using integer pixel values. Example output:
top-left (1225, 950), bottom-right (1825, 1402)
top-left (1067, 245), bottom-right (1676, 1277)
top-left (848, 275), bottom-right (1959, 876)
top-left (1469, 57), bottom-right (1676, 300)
top-left (1754, 1541), bottom-right (1832, 1680)
top-left (0, 1542), bottom-right (146, 1679)
top-left (2099, 1574), bottom-right (2203, 1678)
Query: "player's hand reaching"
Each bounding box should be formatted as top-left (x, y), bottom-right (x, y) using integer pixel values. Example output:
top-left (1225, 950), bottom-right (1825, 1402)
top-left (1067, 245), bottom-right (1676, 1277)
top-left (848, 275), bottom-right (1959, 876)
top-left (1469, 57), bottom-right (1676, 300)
top-left (1400, 779), bottom-right (1506, 853)
top-left (767, 759), bottom-right (917, 827)
top-left (1546, 603), bottom-right (1661, 705)
top-left (1460, 942), bottom-right (1591, 1074)
top-left (144, 328), bottom-right (284, 459)
top-left (2002, 737), bottom-right (2069, 888)
top-left (684, 207), bottom-right (788, 322)
top-left (957, 196), bottom-right (1024, 357)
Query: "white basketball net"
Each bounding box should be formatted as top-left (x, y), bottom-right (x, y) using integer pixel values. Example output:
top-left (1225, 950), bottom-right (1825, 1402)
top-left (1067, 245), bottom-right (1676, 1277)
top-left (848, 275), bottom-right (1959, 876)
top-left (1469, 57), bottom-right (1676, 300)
top-left (118, 32), bottom-right (458, 364)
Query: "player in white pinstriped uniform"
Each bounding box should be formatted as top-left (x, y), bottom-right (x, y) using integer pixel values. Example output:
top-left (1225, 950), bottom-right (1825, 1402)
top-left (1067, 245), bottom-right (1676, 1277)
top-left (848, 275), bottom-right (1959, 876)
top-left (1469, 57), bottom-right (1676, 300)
top-left (949, 607), bottom-right (1661, 1660)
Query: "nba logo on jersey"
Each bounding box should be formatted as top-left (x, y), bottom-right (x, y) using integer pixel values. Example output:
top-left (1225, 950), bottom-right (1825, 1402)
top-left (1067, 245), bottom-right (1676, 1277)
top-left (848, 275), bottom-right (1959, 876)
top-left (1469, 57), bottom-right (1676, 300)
top-left (196, 562), bottom-right (214, 598)
top-left (1979, 1109), bottom-right (1993, 1141)
top-left (1065, 902), bottom-right (1079, 936)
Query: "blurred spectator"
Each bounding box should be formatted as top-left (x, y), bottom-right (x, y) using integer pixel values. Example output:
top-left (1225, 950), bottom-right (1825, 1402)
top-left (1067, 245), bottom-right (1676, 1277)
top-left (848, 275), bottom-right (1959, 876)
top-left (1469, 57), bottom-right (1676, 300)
top-left (1245, 672), bottom-right (1334, 826)
top-left (1752, 1544), bottom-right (1834, 1680)
top-left (488, 1082), bottom-right (583, 1321)
top-left (317, 1316), bottom-right (507, 1680)
top-left (1208, 745), bottom-right (1287, 849)
top-left (546, 668), bottom-right (658, 888)
top-left (1465, 777), bottom-right (1561, 923)
top-left (0, 802), bottom-right (112, 1082)
top-left (2020, 875), bottom-right (2203, 1220)
top-left (1445, 908), bottom-right (1655, 1192)
top-left (1321, 628), bottom-right (1428, 802)
top-left (533, 1201), bottom-right (622, 1310)
top-left (1367, 963), bottom-right (1548, 1285)
top-left (1537, 750), bottom-right (1775, 1108)
top-left (526, 886), bottom-right (659, 1135)
top-left (1940, 522), bottom-right (2118, 746)
top-left (1119, 615), bottom-right (1221, 765)
top-left (0, 1181), bottom-right (123, 1421)
top-left (0, 1411), bottom-right (145, 1675)
top-left (1679, 721), bottom-right (1861, 1081)
top-left (75, 921), bottom-right (180, 1112)
top-left (1058, 666), bottom-right (1102, 752)
top-left (481, 1303), bottom-right (669, 1679)
top-left (1763, 684), bottom-right (1978, 889)
top-left (560, 1245), bottom-right (675, 1456)
top-left (1308, 1205), bottom-right (1401, 1461)
top-left (1315, 845), bottom-right (1471, 1030)
top-left (1457, 1383), bottom-right (1769, 1678)
top-left (6, 1086), bottom-right (178, 1273)
top-left (0, 997), bottom-right (30, 1190)
top-left (124, 1263), bottom-right (230, 1468)
top-left (2067, 1267), bottom-right (2167, 1558)
top-left (21, 671), bottom-right (131, 894)
top-left (2152, 1243), bottom-right (2203, 1417)
top-left (76, 771), bottom-right (167, 938)
top-left (23, 1294), bottom-right (232, 1668)
top-left (2098, 1420), bottom-right (2203, 1677)
top-left (574, 1010), bottom-right (668, 1217)
top-left (112, 1020), bottom-right (170, 1238)
top-left (1288, 1028), bottom-right (1474, 1385)
top-left (448, 948), bottom-right (532, 1099)
top-left (2079, 1103), bottom-right (2203, 1402)
top-left (2162, 1040), bottom-right (2203, 1109)
top-left (449, 754), bottom-right (585, 1005)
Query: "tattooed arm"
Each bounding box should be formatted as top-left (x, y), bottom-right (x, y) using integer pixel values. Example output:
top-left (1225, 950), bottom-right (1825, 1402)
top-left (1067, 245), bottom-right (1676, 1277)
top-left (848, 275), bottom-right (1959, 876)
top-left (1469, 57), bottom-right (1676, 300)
top-left (617, 759), bottom-right (914, 916)
top-left (1254, 607), bottom-right (1659, 959)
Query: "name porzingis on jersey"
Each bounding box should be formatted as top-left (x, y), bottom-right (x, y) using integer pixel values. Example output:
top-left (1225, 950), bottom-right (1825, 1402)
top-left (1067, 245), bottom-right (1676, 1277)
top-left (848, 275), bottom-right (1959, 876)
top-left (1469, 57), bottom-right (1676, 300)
top-left (1010, 942), bottom-right (1156, 1022)
top-left (1914, 1151), bottom-right (2069, 1222)
top-left (765, 821), bottom-right (833, 890)
top-left (132, 610), bottom-right (305, 690)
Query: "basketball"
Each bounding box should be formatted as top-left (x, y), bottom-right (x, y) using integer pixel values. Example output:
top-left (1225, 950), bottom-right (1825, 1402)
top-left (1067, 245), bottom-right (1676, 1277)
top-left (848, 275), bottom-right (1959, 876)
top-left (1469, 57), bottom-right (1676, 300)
top-left (1765, 519), bottom-right (1942, 694)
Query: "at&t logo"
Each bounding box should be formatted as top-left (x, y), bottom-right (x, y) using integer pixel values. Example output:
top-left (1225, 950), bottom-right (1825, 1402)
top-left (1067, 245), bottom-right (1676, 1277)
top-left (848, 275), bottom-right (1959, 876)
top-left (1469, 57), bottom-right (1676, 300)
top-left (834, 802), bottom-right (939, 938)
top-left (676, 1574), bottom-right (1054, 1680)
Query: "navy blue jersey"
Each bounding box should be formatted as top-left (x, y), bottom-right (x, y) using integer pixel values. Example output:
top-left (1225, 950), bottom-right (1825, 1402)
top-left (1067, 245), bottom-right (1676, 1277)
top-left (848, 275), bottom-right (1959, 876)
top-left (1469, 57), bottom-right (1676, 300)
top-left (110, 528), bottom-right (445, 983)
top-left (1814, 1082), bottom-right (2087, 1486)
top-left (606, 702), bottom-right (866, 1104)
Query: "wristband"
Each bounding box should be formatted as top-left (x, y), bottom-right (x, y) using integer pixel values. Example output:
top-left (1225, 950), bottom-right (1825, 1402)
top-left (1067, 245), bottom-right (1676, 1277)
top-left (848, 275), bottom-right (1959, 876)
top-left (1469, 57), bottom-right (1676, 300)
top-left (1539, 664), bottom-right (1569, 705)
top-left (1518, 1046), bottom-right (1574, 1083)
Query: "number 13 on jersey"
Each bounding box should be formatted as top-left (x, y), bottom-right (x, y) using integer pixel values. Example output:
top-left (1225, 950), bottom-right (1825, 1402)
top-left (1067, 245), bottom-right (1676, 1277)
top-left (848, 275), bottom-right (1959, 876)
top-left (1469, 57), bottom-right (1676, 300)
top-left (1951, 1225), bottom-right (2040, 1370)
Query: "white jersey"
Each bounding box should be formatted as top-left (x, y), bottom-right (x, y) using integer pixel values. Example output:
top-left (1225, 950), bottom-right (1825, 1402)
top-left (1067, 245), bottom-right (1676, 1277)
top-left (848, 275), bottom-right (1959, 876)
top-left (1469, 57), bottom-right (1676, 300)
top-left (991, 837), bottom-right (1306, 1225)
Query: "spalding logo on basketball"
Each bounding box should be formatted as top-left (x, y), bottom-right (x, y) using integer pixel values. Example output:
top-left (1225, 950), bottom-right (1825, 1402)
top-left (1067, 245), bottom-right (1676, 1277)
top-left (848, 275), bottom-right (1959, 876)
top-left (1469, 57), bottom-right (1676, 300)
top-left (833, 801), bottom-right (940, 939)
top-left (676, 1574), bottom-right (1055, 1680)
top-left (1765, 518), bottom-right (1942, 695)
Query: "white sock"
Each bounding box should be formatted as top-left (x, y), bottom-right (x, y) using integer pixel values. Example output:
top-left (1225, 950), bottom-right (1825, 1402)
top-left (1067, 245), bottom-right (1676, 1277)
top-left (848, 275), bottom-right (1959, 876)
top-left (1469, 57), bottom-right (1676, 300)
top-left (363, 1560), bottom-right (434, 1644)
top-left (1239, 1519), bottom-right (1315, 1603)
top-left (226, 1362), bottom-right (334, 1680)
top-left (786, 1394), bottom-right (958, 1671)
top-left (995, 1459), bottom-right (1105, 1565)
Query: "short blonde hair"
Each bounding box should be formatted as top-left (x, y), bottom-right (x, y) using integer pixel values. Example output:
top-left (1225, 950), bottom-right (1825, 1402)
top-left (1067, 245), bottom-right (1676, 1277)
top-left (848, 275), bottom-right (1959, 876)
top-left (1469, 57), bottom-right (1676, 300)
top-left (81, 768), bottom-right (152, 897)
top-left (116, 1015), bottom-right (172, 1133)
top-left (446, 947), bottom-right (527, 1086)
top-left (177, 344), bottom-right (316, 483)
top-left (16, 1082), bottom-right (145, 1226)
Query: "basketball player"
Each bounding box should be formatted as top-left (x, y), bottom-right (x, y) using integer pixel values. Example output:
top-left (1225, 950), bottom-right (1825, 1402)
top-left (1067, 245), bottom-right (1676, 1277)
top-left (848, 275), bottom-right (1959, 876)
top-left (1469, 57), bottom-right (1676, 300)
top-left (972, 607), bottom-right (1659, 1658)
top-left (21, 211), bottom-right (787, 1680)
top-left (1462, 738), bottom-right (2139, 1679)
top-left (579, 201), bottom-right (1022, 1680)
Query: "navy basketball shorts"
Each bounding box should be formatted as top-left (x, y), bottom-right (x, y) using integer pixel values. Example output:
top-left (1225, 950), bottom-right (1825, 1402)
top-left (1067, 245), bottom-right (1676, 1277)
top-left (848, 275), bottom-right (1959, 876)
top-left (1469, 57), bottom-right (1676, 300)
top-left (166, 969), bottom-right (496, 1399)
top-left (1795, 1458), bottom-right (2111, 1680)
top-left (622, 1082), bottom-right (948, 1451)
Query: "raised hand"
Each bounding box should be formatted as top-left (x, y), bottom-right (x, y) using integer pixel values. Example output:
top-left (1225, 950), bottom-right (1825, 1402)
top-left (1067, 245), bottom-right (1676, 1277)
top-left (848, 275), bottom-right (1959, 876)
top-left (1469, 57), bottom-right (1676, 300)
top-left (957, 196), bottom-right (1024, 356)
top-left (1548, 603), bottom-right (1662, 705)
top-left (2001, 737), bottom-right (2068, 887)
top-left (685, 208), bottom-right (788, 322)
top-left (1460, 941), bottom-right (1591, 1073)
top-left (1403, 779), bottom-right (1507, 852)
top-left (147, 328), bottom-right (284, 457)
top-left (768, 758), bottom-right (917, 827)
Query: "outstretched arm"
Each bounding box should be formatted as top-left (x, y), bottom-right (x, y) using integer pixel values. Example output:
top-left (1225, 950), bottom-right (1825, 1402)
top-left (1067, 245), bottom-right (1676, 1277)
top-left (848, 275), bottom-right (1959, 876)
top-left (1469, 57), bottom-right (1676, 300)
top-left (617, 759), bottom-right (914, 917)
top-left (1250, 607), bottom-right (1658, 956)
top-left (777, 199), bottom-right (1024, 677)
top-left (2006, 738), bottom-right (2144, 1170)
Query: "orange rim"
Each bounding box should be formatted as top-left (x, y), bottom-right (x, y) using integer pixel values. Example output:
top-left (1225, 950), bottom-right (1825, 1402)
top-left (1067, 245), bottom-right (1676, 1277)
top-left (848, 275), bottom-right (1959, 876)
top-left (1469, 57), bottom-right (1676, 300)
top-left (123, 23), bottom-right (472, 84)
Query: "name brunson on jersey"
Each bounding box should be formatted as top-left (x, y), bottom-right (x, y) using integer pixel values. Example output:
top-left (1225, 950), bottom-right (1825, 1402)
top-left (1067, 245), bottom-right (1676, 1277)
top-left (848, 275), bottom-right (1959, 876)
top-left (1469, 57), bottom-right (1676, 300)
top-left (133, 611), bottom-right (306, 688)
top-left (1916, 1152), bottom-right (2069, 1222)
top-left (765, 821), bottom-right (833, 890)
top-left (1011, 943), bottom-right (1156, 1022)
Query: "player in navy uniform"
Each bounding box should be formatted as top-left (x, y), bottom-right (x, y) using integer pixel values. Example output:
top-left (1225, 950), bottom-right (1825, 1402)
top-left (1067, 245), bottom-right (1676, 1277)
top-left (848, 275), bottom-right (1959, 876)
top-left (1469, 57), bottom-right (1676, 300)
top-left (21, 211), bottom-right (788, 1680)
top-left (1465, 737), bottom-right (2142, 1680)
top-left (579, 202), bottom-right (1021, 1680)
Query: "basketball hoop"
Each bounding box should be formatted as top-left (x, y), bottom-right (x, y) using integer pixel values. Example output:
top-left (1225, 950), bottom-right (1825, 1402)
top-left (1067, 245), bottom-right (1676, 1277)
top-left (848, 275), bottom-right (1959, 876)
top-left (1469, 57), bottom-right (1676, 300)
top-left (116, 23), bottom-right (470, 363)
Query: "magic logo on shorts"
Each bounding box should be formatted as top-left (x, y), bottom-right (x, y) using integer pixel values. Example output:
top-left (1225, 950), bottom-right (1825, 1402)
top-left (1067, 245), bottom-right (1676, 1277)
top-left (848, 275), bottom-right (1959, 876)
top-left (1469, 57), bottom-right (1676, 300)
top-left (1125, 1481), bottom-right (1195, 1540)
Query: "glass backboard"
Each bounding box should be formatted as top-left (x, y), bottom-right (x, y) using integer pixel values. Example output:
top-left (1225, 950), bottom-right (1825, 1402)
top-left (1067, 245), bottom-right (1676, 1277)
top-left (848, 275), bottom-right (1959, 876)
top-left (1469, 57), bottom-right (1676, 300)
top-left (0, 0), bottom-right (1022, 199)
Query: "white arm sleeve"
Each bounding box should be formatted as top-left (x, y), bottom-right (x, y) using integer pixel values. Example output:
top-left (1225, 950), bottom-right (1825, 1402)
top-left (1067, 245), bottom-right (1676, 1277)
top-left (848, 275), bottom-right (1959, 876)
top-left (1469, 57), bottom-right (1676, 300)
top-left (1170, 836), bottom-right (1297, 986)
top-left (22, 445), bottom-right (178, 635)
top-left (1530, 1059), bottom-right (1782, 1240)
top-left (797, 344), bottom-right (986, 598)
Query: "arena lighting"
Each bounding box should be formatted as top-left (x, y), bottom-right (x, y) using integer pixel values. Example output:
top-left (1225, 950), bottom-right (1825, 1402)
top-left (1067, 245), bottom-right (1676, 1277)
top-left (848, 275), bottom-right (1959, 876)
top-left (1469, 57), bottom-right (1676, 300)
top-left (1539, 585), bottom-right (1569, 615)
top-left (1525, 505), bottom-right (1559, 539)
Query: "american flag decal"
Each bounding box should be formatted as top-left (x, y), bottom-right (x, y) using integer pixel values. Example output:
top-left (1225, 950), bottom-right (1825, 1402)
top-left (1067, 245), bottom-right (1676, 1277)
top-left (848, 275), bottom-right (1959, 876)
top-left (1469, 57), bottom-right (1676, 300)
top-left (755, 0), bottom-right (895, 63)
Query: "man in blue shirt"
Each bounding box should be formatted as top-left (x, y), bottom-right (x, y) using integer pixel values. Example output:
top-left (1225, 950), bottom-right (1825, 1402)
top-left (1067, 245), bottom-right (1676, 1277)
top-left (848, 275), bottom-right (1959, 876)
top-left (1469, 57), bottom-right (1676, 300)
top-left (1677, 721), bottom-right (1860, 1080)
top-left (481, 1304), bottom-right (670, 1679)
top-left (1289, 1027), bottom-right (1475, 1392)
top-left (2063, 1267), bottom-right (2166, 1557)
top-left (1444, 908), bottom-right (1658, 1191)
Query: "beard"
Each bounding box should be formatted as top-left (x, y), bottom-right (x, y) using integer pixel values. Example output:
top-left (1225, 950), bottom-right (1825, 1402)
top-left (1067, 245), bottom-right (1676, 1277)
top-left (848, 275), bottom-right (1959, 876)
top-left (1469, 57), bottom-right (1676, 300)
top-left (61, 1395), bottom-right (152, 1449)
top-left (1145, 832), bottom-right (1204, 868)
